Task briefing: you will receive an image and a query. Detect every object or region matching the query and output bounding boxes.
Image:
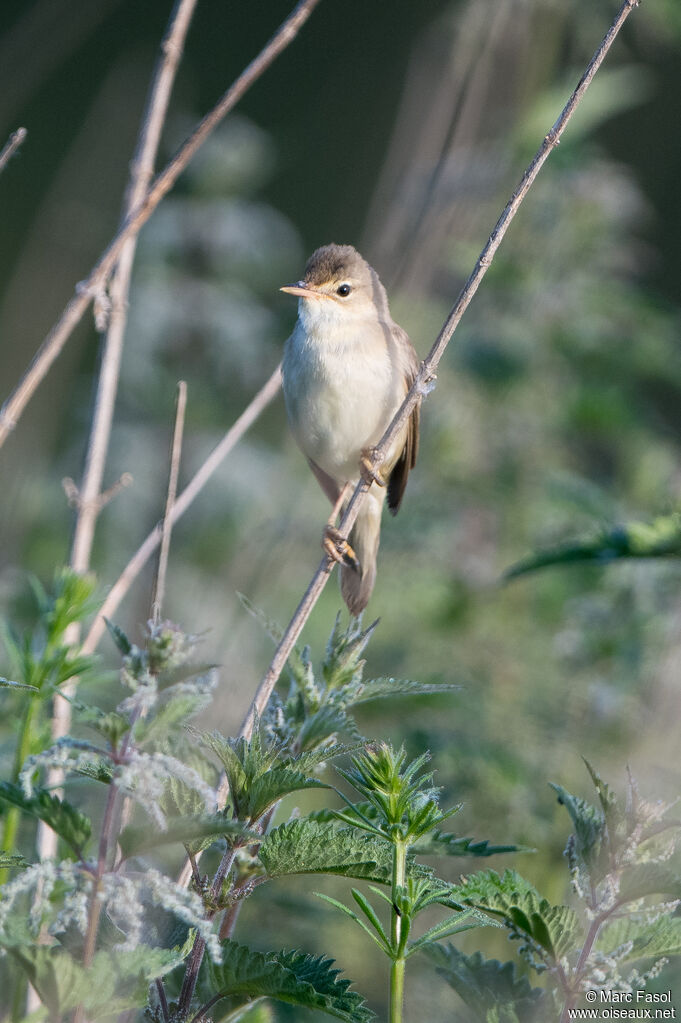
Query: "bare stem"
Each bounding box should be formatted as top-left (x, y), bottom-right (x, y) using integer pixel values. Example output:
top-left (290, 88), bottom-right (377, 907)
top-left (81, 364), bottom-right (282, 656)
top-left (178, 847), bottom-right (238, 1016)
top-left (0, 127), bottom-right (27, 175)
top-left (37, 0), bottom-right (199, 871)
top-left (239, 0), bottom-right (641, 742)
top-left (0, 0), bottom-right (322, 450)
top-left (152, 381), bottom-right (188, 621)
top-left (155, 978), bottom-right (170, 1023)
top-left (559, 911), bottom-right (609, 1023)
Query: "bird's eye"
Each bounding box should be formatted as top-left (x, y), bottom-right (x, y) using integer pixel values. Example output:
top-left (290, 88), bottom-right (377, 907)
top-left (336, 283), bottom-right (352, 297)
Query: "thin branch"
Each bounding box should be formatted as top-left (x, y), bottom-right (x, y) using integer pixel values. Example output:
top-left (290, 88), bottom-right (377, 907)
top-left (238, 0), bottom-right (641, 742)
top-left (0, 0), bottom-right (322, 450)
top-left (36, 0), bottom-right (200, 871)
top-left (81, 363), bottom-right (282, 656)
top-left (152, 381), bottom-right (188, 621)
top-left (155, 978), bottom-right (171, 1023)
top-left (0, 127), bottom-right (27, 175)
top-left (69, 0), bottom-right (198, 582)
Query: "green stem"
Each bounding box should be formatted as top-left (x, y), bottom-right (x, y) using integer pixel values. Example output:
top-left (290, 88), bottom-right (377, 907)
top-left (0, 694), bottom-right (39, 884)
top-left (390, 958), bottom-right (405, 1023)
top-left (389, 839), bottom-right (407, 1023)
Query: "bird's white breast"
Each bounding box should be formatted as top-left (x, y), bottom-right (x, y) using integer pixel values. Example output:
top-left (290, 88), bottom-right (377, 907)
top-left (282, 305), bottom-right (405, 485)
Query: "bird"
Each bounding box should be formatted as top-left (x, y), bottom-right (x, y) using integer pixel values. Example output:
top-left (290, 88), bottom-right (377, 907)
top-left (280, 243), bottom-right (420, 615)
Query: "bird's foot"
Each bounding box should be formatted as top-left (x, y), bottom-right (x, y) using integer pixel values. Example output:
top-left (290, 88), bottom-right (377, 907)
top-left (359, 447), bottom-right (385, 488)
top-left (323, 525), bottom-right (360, 572)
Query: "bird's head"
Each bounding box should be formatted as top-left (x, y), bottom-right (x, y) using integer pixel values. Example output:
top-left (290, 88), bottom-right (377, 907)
top-left (281, 243), bottom-right (388, 330)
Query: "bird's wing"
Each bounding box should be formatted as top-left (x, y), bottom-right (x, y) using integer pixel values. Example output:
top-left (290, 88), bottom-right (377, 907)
top-left (387, 323), bottom-right (420, 515)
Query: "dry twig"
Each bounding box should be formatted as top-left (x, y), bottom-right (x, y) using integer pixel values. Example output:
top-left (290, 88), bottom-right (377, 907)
top-left (36, 0), bottom-right (200, 871)
top-left (152, 381), bottom-right (188, 621)
top-left (238, 0), bottom-right (641, 741)
top-left (81, 364), bottom-right (282, 655)
top-left (0, 0), bottom-right (322, 450)
top-left (0, 127), bottom-right (27, 175)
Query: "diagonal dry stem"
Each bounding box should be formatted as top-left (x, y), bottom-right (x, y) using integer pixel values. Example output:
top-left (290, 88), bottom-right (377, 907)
top-left (238, 0), bottom-right (641, 743)
top-left (152, 381), bottom-right (188, 621)
top-left (0, 0), bottom-right (322, 451)
top-left (0, 127), bottom-right (27, 175)
top-left (81, 363), bottom-right (282, 656)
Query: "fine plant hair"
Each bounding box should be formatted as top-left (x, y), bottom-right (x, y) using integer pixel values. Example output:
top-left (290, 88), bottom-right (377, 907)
top-left (2, 591), bottom-right (681, 1022)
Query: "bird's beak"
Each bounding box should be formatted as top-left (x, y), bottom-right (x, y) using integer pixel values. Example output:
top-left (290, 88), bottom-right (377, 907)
top-left (280, 281), bottom-right (327, 299)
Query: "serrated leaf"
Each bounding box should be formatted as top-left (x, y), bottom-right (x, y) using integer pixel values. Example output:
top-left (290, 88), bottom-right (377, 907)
top-left (618, 863), bottom-right (681, 903)
top-left (246, 769), bottom-right (329, 821)
top-left (199, 730), bottom-right (333, 823)
top-left (259, 818), bottom-right (432, 886)
top-left (202, 939), bottom-right (373, 1022)
top-left (296, 706), bottom-right (356, 750)
top-left (407, 908), bottom-right (489, 955)
top-left (412, 830), bottom-right (521, 858)
top-left (0, 851), bottom-right (30, 870)
top-left (347, 677), bottom-right (461, 704)
top-left (72, 757), bottom-right (114, 784)
top-left (582, 760), bottom-right (625, 843)
top-left (550, 783), bottom-right (605, 874)
top-left (77, 703), bottom-right (130, 746)
top-left (504, 513), bottom-right (681, 580)
top-left (104, 618), bottom-right (133, 656)
top-left (0, 782), bottom-right (91, 857)
top-left (598, 916), bottom-right (681, 962)
top-left (119, 814), bottom-right (254, 859)
top-left (8, 943), bottom-right (184, 1019)
top-left (0, 677), bottom-right (38, 691)
top-left (449, 870), bottom-right (580, 960)
top-left (423, 943), bottom-right (545, 1021)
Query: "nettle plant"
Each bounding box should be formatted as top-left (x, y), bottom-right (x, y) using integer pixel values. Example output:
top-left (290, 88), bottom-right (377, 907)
top-left (0, 574), bottom-right (680, 1023)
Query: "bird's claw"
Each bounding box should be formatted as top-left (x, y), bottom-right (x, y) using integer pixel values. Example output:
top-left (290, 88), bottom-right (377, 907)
top-left (359, 447), bottom-right (385, 488)
top-left (323, 525), bottom-right (360, 571)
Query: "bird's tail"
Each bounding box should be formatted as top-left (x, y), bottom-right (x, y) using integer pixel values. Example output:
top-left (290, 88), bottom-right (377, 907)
top-left (340, 488), bottom-right (383, 616)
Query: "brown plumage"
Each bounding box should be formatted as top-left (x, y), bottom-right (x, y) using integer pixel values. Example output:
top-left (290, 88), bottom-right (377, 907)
top-left (281, 243), bottom-right (420, 615)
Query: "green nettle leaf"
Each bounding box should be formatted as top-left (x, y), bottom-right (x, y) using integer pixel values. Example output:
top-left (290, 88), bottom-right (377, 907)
top-left (550, 783), bottom-right (605, 873)
top-left (119, 814), bottom-right (254, 859)
top-left (423, 943), bottom-right (546, 1022)
top-left (259, 818), bottom-right (431, 885)
top-left (104, 618), bottom-right (133, 656)
top-left (0, 782), bottom-right (91, 857)
top-left (617, 863), bottom-right (681, 903)
top-left (71, 757), bottom-right (114, 784)
top-left (412, 830), bottom-right (521, 858)
top-left (0, 851), bottom-right (30, 870)
top-left (199, 730), bottom-right (335, 823)
top-left (137, 689), bottom-right (213, 747)
top-left (0, 676), bottom-right (38, 691)
top-left (202, 939), bottom-right (374, 1022)
top-left (504, 512), bottom-right (681, 579)
top-left (246, 769), bottom-right (329, 821)
top-left (77, 703), bottom-right (131, 747)
top-left (8, 943), bottom-right (184, 1019)
top-left (598, 916), bottom-right (681, 963)
top-left (296, 706), bottom-right (357, 750)
top-left (450, 870), bottom-right (580, 960)
top-left (344, 677), bottom-right (461, 704)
